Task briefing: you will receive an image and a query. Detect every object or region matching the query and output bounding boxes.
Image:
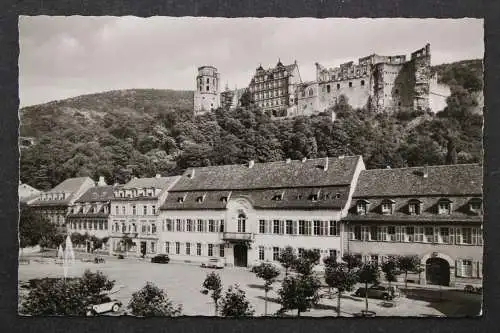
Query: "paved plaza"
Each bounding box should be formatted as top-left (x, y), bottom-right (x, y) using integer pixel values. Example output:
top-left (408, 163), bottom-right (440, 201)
top-left (18, 253), bottom-right (481, 317)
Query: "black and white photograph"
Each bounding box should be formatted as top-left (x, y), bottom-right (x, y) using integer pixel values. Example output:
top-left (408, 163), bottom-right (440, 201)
top-left (17, 16), bottom-right (484, 318)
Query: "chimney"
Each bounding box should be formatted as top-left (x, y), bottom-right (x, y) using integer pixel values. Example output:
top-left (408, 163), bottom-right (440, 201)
top-left (323, 157), bottom-right (329, 171)
top-left (285, 158), bottom-right (291, 164)
top-left (97, 176), bottom-right (106, 186)
top-left (248, 160), bottom-right (255, 168)
top-left (155, 174), bottom-right (161, 178)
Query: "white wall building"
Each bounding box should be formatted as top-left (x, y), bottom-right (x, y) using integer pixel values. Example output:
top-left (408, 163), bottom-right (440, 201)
top-left (159, 156), bottom-right (365, 268)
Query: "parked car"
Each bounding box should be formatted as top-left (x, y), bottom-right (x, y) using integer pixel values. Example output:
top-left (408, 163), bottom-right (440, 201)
top-left (464, 285), bottom-right (482, 294)
top-left (86, 297), bottom-right (122, 316)
top-left (354, 285), bottom-right (394, 300)
top-left (201, 258), bottom-right (224, 269)
top-left (151, 254), bottom-right (170, 264)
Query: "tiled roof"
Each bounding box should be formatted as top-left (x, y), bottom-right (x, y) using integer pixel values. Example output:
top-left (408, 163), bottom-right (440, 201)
top-left (76, 185), bottom-right (116, 203)
top-left (161, 186), bottom-right (350, 210)
top-left (50, 177), bottom-right (93, 193)
top-left (353, 164), bottom-right (482, 197)
top-left (123, 176), bottom-right (180, 190)
top-left (171, 156), bottom-right (361, 192)
top-left (345, 195), bottom-right (482, 224)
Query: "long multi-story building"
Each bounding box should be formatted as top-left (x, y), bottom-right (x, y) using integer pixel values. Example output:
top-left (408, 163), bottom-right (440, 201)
top-left (66, 177), bottom-right (117, 251)
top-left (343, 164), bottom-right (483, 287)
top-left (29, 177), bottom-right (95, 232)
top-left (108, 175), bottom-right (180, 257)
top-left (158, 156), bottom-right (365, 267)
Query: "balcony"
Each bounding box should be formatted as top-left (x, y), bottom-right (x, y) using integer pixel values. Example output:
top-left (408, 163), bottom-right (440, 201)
top-left (222, 232), bottom-right (254, 242)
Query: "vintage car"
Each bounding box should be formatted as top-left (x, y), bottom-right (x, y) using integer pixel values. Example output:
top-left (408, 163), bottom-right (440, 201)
top-left (201, 258), bottom-right (224, 269)
top-left (151, 254), bottom-right (170, 264)
top-left (354, 285), bottom-right (394, 300)
top-left (86, 297), bottom-right (122, 316)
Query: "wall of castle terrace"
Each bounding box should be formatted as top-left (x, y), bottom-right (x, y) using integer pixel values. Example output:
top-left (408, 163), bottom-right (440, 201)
top-left (317, 76), bottom-right (372, 110)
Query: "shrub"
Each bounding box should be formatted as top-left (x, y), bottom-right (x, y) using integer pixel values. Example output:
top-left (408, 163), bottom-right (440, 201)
top-left (128, 282), bottom-right (182, 317)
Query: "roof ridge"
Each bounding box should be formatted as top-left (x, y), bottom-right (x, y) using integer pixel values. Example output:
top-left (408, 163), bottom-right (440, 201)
top-left (365, 163), bottom-right (481, 172)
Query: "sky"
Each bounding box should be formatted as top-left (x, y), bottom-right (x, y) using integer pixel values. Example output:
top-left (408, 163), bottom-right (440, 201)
top-left (19, 17), bottom-right (484, 107)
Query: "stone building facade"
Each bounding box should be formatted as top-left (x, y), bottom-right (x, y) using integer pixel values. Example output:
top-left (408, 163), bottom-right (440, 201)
top-left (158, 156), bottom-right (365, 268)
top-left (193, 66), bottom-right (221, 115)
top-left (343, 164), bottom-right (483, 287)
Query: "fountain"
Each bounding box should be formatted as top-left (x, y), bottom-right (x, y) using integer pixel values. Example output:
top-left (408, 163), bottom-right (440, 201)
top-left (62, 235), bottom-right (76, 279)
top-left (57, 244), bottom-right (64, 260)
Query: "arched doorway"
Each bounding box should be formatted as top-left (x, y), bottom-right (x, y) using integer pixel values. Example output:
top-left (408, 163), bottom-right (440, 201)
top-left (234, 244), bottom-right (248, 267)
top-left (426, 257), bottom-right (450, 286)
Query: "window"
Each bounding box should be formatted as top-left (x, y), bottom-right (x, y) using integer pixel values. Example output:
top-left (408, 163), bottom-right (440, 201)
top-left (459, 259), bottom-right (473, 277)
top-left (326, 85), bottom-right (331, 93)
top-left (175, 242), bottom-right (180, 254)
top-left (219, 220), bottom-right (225, 232)
top-left (209, 219), bottom-right (215, 232)
top-left (219, 244), bottom-right (225, 257)
top-left (142, 225), bottom-right (146, 233)
top-left (176, 219), bottom-right (182, 232)
top-left (121, 223), bottom-right (126, 233)
top-left (185, 242), bottom-right (191, 255)
top-left (424, 227), bottom-right (434, 243)
top-left (313, 221), bottom-right (322, 236)
top-left (177, 197), bottom-right (184, 203)
top-left (357, 201), bottom-right (368, 215)
top-left (206, 86), bottom-right (209, 91)
top-left (328, 220), bottom-right (339, 236)
top-left (115, 206), bottom-right (119, 215)
top-left (132, 205), bottom-right (136, 215)
top-left (197, 219), bottom-right (204, 232)
top-left (349, 82), bottom-right (353, 88)
top-left (381, 201), bottom-right (393, 215)
top-left (259, 246), bottom-right (265, 260)
top-left (166, 219), bottom-right (172, 231)
top-left (143, 205), bottom-right (147, 215)
top-left (259, 220), bottom-right (266, 233)
top-left (220, 196), bottom-right (228, 203)
top-left (352, 225), bottom-right (362, 240)
top-left (237, 214), bottom-right (246, 233)
top-left (152, 224), bottom-right (157, 234)
top-left (122, 206), bottom-right (126, 215)
top-left (273, 247), bottom-right (280, 261)
top-left (404, 226), bottom-right (415, 242)
top-left (388, 226), bottom-right (396, 241)
top-left (462, 227), bottom-right (472, 244)
top-left (329, 249), bottom-right (337, 260)
top-left (470, 199), bottom-right (482, 212)
top-left (472, 228), bottom-right (482, 245)
top-left (337, 83), bottom-right (340, 90)
top-left (286, 220), bottom-right (293, 235)
top-left (165, 242), bottom-right (170, 254)
top-left (273, 220), bottom-right (280, 234)
top-left (196, 243), bottom-right (202, 256)
top-left (308, 88), bottom-right (313, 97)
top-left (299, 220), bottom-right (306, 235)
top-left (151, 242), bottom-right (155, 253)
top-left (309, 194), bottom-right (318, 201)
top-left (361, 80), bottom-right (365, 86)
top-left (152, 206), bottom-right (156, 215)
top-left (408, 201), bottom-right (421, 215)
top-left (369, 226), bottom-right (378, 241)
top-left (208, 244), bottom-right (214, 257)
top-left (438, 200), bottom-right (451, 215)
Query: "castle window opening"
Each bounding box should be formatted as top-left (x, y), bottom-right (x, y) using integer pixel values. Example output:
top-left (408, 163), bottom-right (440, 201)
top-left (326, 85), bottom-right (331, 93)
top-left (337, 83), bottom-right (340, 90)
top-left (361, 80), bottom-right (365, 86)
top-left (349, 82), bottom-right (353, 88)
top-left (206, 86), bottom-right (209, 91)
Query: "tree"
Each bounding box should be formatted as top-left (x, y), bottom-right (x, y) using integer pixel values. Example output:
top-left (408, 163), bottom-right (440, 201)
top-left (396, 255), bottom-right (421, 289)
top-left (19, 204), bottom-right (57, 249)
top-left (278, 275), bottom-right (321, 317)
top-left (120, 235), bottom-right (134, 256)
top-left (324, 262), bottom-right (359, 316)
top-left (219, 284), bottom-right (255, 317)
top-left (341, 253), bottom-right (363, 272)
top-left (278, 246), bottom-right (297, 277)
top-left (358, 263), bottom-right (380, 314)
top-left (322, 253), bottom-right (338, 269)
top-left (21, 270), bottom-right (114, 316)
top-left (128, 282), bottom-right (182, 317)
top-left (253, 262), bottom-right (281, 316)
top-left (202, 272), bottom-right (223, 316)
top-left (292, 249), bottom-right (320, 276)
top-left (381, 256), bottom-right (399, 289)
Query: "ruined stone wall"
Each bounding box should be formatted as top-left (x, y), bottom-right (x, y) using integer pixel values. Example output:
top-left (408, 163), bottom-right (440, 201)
top-left (318, 76), bottom-right (371, 110)
top-left (411, 44), bottom-right (431, 111)
top-left (296, 82), bottom-right (320, 116)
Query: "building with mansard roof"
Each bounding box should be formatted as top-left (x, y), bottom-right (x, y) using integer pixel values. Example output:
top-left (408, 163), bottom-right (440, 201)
top-left (29, 177), bottom-right (96, 232)
top-left (343, 164), bottom-right (483, 287)
top-left (159, 156), bottom-right (365, 268)
top-left (108, 174), bottom-right (181, 257)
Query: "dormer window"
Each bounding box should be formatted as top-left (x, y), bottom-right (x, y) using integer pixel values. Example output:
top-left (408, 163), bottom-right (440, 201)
top-left (357, 200), bottom-right (369, 215)
top-left (438, 199), bottom-right (452, 215)
top-left (381, 199), bottom-right (395, 215)
top-left (220, 196), bottom-right (228, 203)
top-left (196, 196), bottom-right (204, 203)
top-left (408, 199), bottom-right (422, 215)
top-left (177, 197), bottom-right (184, 203)
top-left (272, 193), bottom-right (283, 201)
top-left (469, 198), bottom-right (482, 213)
top-left (309, 194), bottom-right (318, 201)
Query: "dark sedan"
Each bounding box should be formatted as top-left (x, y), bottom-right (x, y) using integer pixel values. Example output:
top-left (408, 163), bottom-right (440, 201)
top-left (151, 254), bottom-right (170, 264)
top-left (354, 285), bottom-right (394, 300)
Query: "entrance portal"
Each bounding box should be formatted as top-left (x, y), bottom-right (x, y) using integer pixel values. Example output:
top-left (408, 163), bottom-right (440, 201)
top-left (426, 257), bottom-right (450, 286)
top-left (233, 244), bottom-right (248, 267)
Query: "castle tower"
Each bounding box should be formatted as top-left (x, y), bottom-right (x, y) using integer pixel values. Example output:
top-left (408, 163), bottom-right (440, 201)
top-left (194, 65), bottom-right (221, 114)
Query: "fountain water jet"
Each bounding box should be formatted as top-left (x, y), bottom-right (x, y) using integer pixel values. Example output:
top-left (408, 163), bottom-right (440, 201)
top-left (62, 235), bottom-right (76, 279)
